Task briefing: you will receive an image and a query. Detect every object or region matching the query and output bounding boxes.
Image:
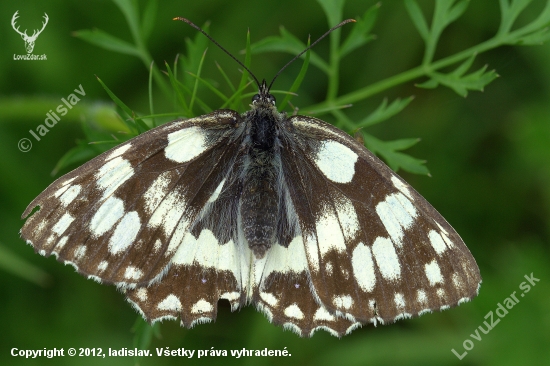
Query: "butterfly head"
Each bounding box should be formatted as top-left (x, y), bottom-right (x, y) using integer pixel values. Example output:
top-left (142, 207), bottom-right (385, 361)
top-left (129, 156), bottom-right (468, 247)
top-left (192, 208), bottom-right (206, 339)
top-left (252, 79), bottom-right (276, 107)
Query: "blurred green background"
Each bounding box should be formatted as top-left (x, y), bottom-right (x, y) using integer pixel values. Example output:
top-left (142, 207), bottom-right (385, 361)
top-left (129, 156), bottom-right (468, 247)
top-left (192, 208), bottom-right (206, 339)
top-left (1, 0), bottom-right (549, 365)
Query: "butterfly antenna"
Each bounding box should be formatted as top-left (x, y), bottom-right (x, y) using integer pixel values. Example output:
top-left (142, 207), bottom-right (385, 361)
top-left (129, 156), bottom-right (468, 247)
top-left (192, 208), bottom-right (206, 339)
top-left (268, 19), bottom-right (356, 91)
top-left (174, 17), bottom-right (261, 89)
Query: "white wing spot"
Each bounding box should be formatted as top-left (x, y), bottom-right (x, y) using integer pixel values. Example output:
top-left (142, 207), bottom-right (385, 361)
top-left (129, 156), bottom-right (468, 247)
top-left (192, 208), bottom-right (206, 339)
top-left (58, 185), bottom-right (81, 206)
top-left (55, 236), bottom-right (68, 251)
top-left (314, 140), bottom-right (358, 183)
top-left (429, 230), bottom-right (448, 255)
top-left (351, 242), bottom-right (376, 292)
top-left (60, 177), bottom-right (76, 187)
top-left (260, 292), bottom-right (278, 307)
top-left (417, 289), bottom-right (427, 304)
top-left (149, 190), bottom-right (187, 238)
top-left (325, 261), bottom-right (333, 275)
top-left (313, 307), bottom-right (336, 322)
top-left (316, 210), bottom-right (347, 257)
top-left (109, 211), bottom-right (140, 254)
top-left (124, 266), bottom-right (144, 280)
top-left (425, 260), bottom-right (444, 286)
top-left (95, 157), bottom-right (134, 199)
top-left (372, 236), bottom-right (401, 281)
top-left (208, 178), bottom-right (226, 202)
top-left (143, 172), bottom-right (172, 214)
top-left (191, 299), bottom-right (214, 314)
top-left (74, 245), bottom-right (86, 260)
top-left (391, 176), bottom-right (413, 200)
top-left (394, 293), bottom-right (406, 309)
top-left (97, 261), bottom-right (108, 273)
top-left (157, 294), bottom-right (182, 311)
top-left (106, 144), bottom-right (132, 161)
top-left (220, 292), bottom-right (240, 302)
top-left (262, 236), bottom-right (308, 278)
top-left (52, 213), bottom-right (75, 236)
top-left (165, 126), bottom-right (209, 163)
top-left (135, 288), bottom-right (148, 302)
top-left (303, 232), bottom-right (319, 271)
top-left (333, 295), bottom-right (353, 310)
top-left (452, 273), bottom-right (463, 289)
top-left (284, 304), bottom-right (304, 320)
top-left (90, 196), bottom-right (125, 237)
top-left (376, 193), bottom-right (417, 247)
top-left (171, 231), bottom-right (240, 285)
top-left (153, 239), bottom-right (162, 252)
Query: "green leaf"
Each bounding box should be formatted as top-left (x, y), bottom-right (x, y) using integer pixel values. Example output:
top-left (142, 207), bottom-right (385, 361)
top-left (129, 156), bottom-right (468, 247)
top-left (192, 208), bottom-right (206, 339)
top-left (141, 0), bottom-right (158, 41)
top-left (498, 0), bottom-right (534, 35)
top-left (96, 76), bottom-right (147, 133)
top-left (445, 0), bottom-right (469, 25)
top-left (363, 134), bottom-right (429, 175)
top-left (112, 0), bottom-right (141, 44)
top-left (435, 64), bottom-right (498, 96)
top-left (514, 27), bottom-right (550, 45)
top-left (357, 96), bottom-right (414, 128)
top-left (96, 76), bottom-right (134, 121)
top-left (189, 49), bottom-right (208, 113)
top-left (216, 61), bottom-right (237, 94)
top-left (340, 3), bottom-right (379, 58)
top-left (233, 29), bottom-right (254, 111)
top-left (165, 61), bottom-right (191, 116)
top-left (73, 29), bottom-right (140, 56)
top-left (132, 317), bottom-right (161, 365)
top-left (316, 0), bottom-right (346, 28)
top-left (250, 27), bottom-right (329, 74)
top-left (405, 0), bottom-right (430, 41)
top-left (452, 52), bottom-right (476, 76)
top-left (416, 78), bottom-right (439, 89)
top-left (179, 21), bottom-right (211, 87)
top-left (0, 243), bottom-right (51, 287)
top-left (186, 72), bottom-right (229, 103)
top-left (148, 61), bottom-right (156, 127)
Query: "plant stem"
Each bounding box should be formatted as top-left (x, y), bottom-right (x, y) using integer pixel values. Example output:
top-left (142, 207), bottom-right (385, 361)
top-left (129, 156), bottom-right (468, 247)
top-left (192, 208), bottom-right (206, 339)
top-left (304, 33), bottom-right (510, 114)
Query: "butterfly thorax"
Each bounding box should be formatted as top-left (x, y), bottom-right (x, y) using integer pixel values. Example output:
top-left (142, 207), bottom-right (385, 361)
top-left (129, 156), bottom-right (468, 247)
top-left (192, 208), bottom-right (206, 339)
top-left (241, 82), bottom-right (285, 259)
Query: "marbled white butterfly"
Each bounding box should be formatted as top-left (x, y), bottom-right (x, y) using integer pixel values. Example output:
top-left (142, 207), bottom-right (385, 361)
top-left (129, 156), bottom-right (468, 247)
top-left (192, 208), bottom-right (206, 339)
top-left (20, 18), bottom-right (481, 337)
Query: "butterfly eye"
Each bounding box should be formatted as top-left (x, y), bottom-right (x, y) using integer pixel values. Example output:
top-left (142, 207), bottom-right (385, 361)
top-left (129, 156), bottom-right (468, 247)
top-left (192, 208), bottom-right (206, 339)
top-left (268, 94), bottom-right (276, 105)
top-left (252, 94), bottom-right (261, 103)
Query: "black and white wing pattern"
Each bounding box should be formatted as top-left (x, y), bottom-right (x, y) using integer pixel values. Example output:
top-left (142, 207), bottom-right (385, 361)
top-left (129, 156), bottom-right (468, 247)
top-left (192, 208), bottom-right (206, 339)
top-left (22, 88), bottom-right (481, 337)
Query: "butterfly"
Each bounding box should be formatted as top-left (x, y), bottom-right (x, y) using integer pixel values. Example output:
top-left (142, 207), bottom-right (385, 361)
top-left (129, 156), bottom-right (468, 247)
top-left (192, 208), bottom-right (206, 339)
top-left (20, 18), bottom-right (481, 337)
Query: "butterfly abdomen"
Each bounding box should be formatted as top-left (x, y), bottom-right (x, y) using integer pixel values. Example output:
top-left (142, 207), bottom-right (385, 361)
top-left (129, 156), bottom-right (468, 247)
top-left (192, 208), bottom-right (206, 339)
top-left (240, 105), bottom-right (283, 259)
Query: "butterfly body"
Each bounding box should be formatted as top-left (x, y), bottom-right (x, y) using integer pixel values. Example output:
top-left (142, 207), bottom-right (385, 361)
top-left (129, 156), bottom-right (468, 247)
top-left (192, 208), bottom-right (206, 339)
top-left (241, 81), bottom-right (283, 258)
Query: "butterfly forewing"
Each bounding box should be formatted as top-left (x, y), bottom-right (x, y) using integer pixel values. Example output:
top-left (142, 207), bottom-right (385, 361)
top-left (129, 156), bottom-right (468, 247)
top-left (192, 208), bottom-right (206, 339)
top-left (21, 110), bottom-right (242, 286)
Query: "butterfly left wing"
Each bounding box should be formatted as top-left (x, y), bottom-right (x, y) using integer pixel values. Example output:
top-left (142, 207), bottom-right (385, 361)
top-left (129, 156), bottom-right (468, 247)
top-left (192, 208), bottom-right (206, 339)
top-left (20, 110), bottom-right (245, 290)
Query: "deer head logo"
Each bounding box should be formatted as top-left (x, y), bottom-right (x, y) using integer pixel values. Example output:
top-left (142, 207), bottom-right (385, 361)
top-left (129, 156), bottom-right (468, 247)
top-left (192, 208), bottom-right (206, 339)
top-left (11, 11), bottom-right (49, 54)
